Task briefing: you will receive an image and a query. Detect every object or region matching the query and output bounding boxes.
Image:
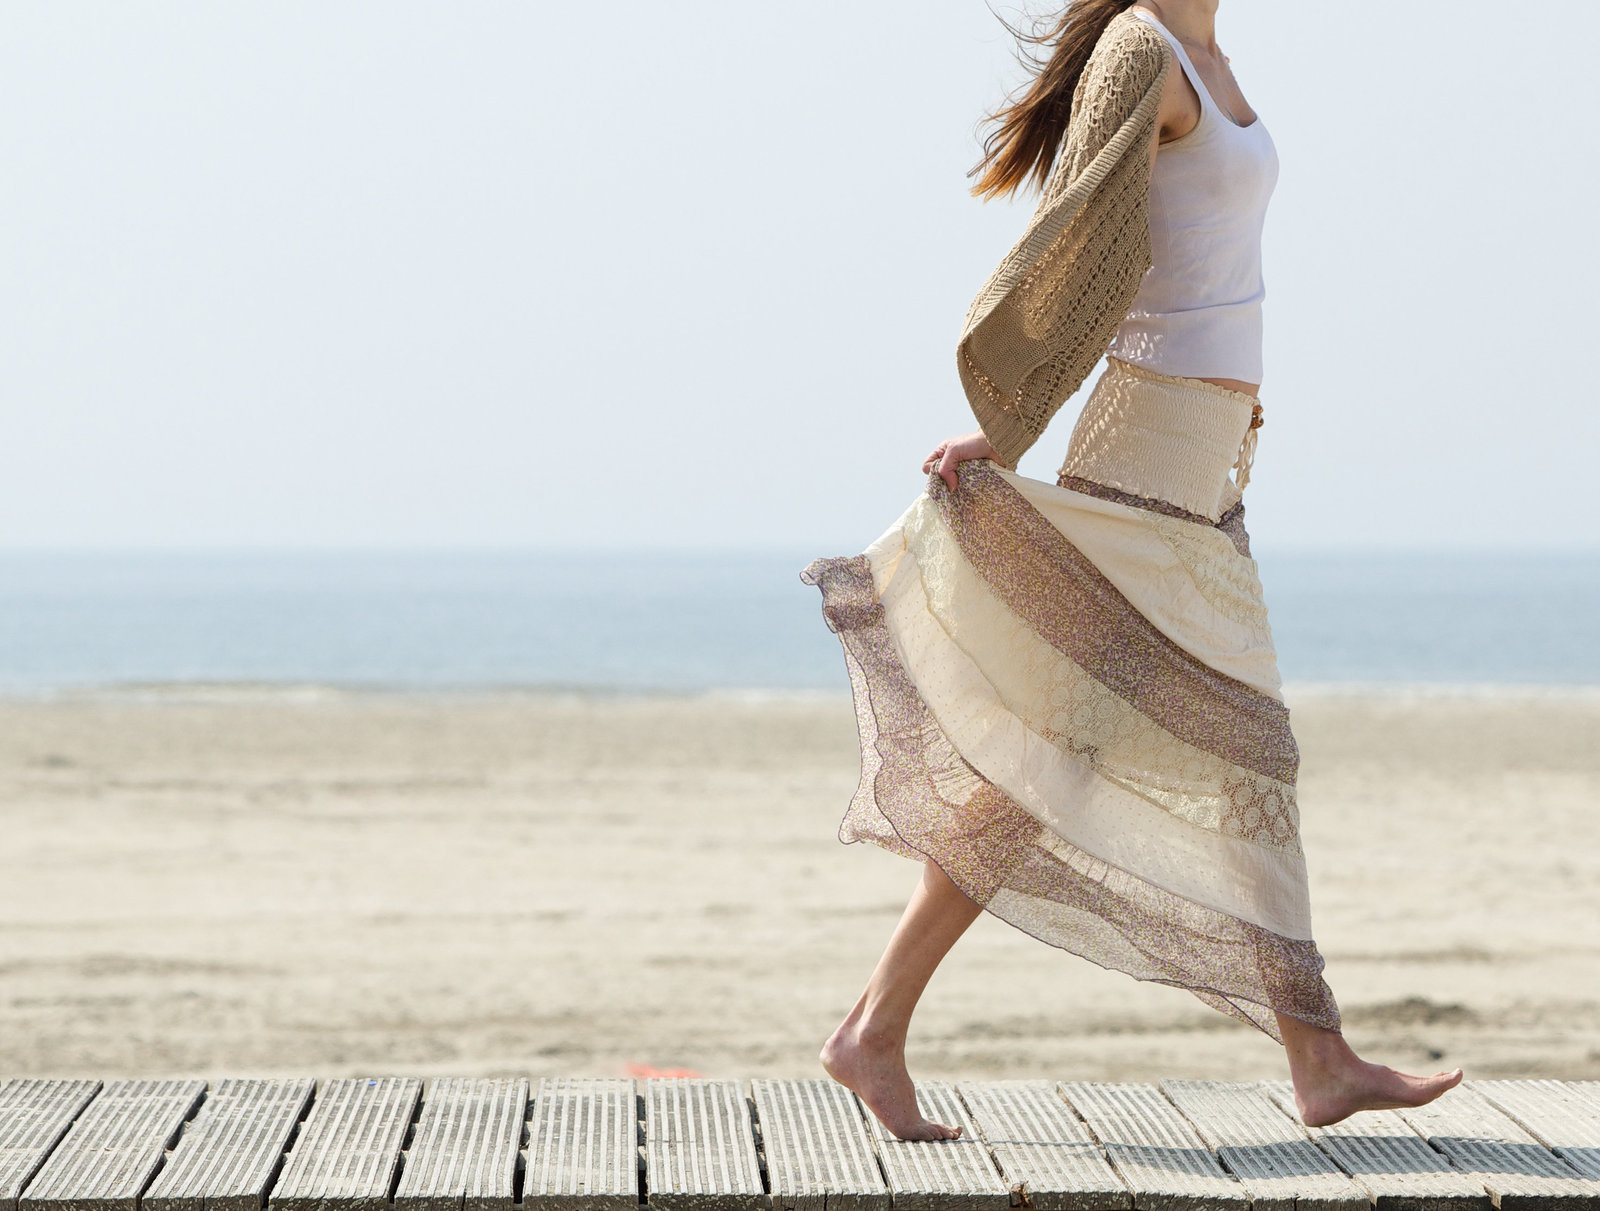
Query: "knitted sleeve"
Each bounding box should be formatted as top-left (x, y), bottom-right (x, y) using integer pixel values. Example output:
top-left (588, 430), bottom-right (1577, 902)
top-left (956, 15), bottom-right (1170, 470)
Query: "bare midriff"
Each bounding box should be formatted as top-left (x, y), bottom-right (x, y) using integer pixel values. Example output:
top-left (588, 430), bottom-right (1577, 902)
top-left (1198, 376), bottom-right (1259, 397)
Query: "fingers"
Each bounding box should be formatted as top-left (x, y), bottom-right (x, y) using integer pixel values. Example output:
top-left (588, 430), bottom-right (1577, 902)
top-left (922, 438), bottom-right (974, 490)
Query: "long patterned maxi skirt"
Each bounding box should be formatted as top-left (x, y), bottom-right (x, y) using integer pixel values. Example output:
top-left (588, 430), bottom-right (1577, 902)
top-left (801, 356), bottom-right (1341, 1038)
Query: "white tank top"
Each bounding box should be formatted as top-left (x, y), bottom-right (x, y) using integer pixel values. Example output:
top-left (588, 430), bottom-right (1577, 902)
top-left (1109, 10), bottom-right (1279, 384)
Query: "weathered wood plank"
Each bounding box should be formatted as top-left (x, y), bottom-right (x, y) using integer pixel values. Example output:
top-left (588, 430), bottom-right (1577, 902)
top-left (393, 1078), bottom-right (526, 1211)
top-left (0, 1080), bottom-right (101, 1211)
top-left (1057, 1082), bottom-right (1245, 1211)
top-left (19, 1078), bottom-right (205, 1211)
top-left (269, 1077), bottom-right (421, 1211)
top-left (143, 1079), bottom-right (314, 1211)
top-left (749, 1079), bottom-right (886, 1211)
top-left (1263, 1081), bottom-right (1489, 1211)
top-left (1474, 1082), bottom-right (1600, 1182)
top-left (1396, 1084), bottom-right (1600, 1209)
top-left (957, 1080), bottom-right (1130, 1211)
top-left (1159, 1080), bottom-right (1366, 1211)
top-left (860, 1081), bottom-right (1009, 1211)
top-left (523, 1078), bottom-right (637, 1211)
top-left (645, 1079), bottom-right (767, 1211)
top-left (12, 1073), bottom-right (1600, 1211)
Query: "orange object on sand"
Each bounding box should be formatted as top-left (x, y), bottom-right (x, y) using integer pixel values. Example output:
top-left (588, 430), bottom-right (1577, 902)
top-left (623, 1063), bottom-right (704, 1079)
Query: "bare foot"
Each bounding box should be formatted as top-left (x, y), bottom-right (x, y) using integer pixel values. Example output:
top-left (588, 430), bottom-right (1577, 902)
top-left (1279, 1011), bottom-right (1464, 1127)
top-left (820, 1025), bottom-right (961, 1141)
top-left (1293, 1051), bottom-right (1463, 1127)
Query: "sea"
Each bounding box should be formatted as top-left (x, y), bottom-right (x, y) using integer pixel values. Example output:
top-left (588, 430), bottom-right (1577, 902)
top-left (0, 549), bottom-right (1597, 695)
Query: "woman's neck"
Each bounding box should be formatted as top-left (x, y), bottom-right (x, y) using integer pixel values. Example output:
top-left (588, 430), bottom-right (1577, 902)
top-left (1139, 0), bottom-right (1221, 55)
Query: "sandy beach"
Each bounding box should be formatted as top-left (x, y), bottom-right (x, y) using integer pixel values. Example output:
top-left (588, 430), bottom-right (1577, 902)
top-left (1, 686), bottom-right (1597, 1082)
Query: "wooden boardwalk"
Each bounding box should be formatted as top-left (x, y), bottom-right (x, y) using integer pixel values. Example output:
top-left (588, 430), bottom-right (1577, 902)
top-left (2, 1078), bottom-right (1599, 1211)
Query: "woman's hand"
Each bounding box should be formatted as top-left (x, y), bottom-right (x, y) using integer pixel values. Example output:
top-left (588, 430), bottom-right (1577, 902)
top-left (922, 430), bottom-right (1000, 491)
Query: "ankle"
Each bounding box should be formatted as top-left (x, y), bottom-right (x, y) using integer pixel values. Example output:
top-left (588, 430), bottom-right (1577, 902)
top-left (1280, 1014), bottom-right (1348, 1059)
top-left (838, 1014), bottom-right (905, 1054)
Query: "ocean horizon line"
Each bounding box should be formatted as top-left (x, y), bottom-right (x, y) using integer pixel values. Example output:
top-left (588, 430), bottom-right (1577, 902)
top-left (2, 542), bottom-right (1599, 558)
top-left (5, 677), bottom-right (1599, 706)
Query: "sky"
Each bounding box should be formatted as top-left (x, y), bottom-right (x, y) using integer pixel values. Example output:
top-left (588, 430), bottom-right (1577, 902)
top-left (2, 1), bottom-right (1596, 553)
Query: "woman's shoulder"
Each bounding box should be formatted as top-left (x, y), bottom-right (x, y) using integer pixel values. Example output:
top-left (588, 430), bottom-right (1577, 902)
top-left (1060, 7), bottom-right (1169, 150)
top-left (1086, 9), bottom-right (1172, 88)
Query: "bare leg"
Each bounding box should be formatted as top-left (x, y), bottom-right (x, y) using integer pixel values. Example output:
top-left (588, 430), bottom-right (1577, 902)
top-left (1278, 1012), bottom-right (1463, 1127)
top-left (821, 859), bottom-right (983, 1140)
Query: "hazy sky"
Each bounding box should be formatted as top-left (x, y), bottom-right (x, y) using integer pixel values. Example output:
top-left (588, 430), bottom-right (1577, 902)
top-left (3, 2), bottom-right (1596, 552)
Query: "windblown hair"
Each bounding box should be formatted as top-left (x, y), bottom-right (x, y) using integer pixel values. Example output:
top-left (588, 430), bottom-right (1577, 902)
top-left (969, 0), bottom-right (1138, 200)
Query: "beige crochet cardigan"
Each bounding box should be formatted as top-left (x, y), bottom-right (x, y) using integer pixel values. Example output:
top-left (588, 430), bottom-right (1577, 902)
top-left (958, 11), bottom-right (1171, 470)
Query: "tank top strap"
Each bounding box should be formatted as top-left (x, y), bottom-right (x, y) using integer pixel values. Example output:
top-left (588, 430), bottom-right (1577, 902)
top-left (1129, 9), bottom-right (1221, 124)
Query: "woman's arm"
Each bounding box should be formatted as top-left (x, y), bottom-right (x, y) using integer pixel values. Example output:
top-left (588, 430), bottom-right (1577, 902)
top-left (927, 40), bottom-right (1189, 495)
top-left (954, 17), bottom-right (1170, 471)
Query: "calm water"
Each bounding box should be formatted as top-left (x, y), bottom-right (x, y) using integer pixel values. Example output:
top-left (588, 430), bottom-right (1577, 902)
top-left (0, 549), bottom-right (1596, 693)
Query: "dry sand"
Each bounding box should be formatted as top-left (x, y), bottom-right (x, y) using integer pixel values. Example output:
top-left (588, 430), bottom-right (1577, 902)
top-left (1, 686), bottom-right (1597, 1082)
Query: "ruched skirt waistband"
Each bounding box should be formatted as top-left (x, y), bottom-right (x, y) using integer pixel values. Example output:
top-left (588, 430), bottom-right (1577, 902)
top-left (1057, 357), bottom-right (1262, 522)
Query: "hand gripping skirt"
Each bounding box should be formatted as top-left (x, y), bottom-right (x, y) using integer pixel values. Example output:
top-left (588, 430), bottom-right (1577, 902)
top-left (801, 357), bottom-right (1340, 1039)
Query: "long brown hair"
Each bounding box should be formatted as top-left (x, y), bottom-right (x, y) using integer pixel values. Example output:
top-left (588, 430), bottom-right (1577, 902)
top-left (969, 0), bottom-right (1138, 200)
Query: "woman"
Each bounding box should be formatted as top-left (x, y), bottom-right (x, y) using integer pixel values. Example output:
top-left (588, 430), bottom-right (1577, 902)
top-left (801, 0), bottom-right (1463, 1140)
